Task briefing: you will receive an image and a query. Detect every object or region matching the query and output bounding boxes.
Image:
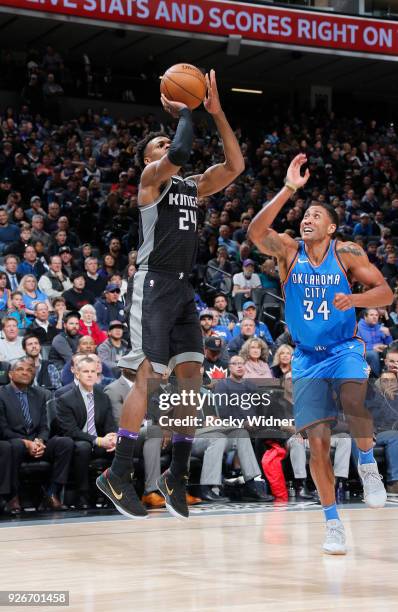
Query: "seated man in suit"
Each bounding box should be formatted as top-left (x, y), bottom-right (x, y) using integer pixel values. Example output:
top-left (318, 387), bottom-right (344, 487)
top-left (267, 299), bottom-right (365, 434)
top-left (0, 438), bottom-right (12, 514)
top-left (61, 335), bottom-right (114, 386)
top-left (0, 358), bottom-right (74, 513)
top-left (104, 368), bottom-right (167, 508)
top-left (56, 356), bottom-right (117, 509)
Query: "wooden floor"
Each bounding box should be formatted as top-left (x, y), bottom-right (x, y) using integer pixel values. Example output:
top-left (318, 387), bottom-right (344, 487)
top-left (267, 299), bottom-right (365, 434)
top-left (1, 506), bottom-right (398, 611)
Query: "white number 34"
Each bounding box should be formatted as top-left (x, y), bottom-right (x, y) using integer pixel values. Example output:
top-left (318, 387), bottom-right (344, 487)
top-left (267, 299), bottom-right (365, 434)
top-left (303, 300), bottom-right (331, 321)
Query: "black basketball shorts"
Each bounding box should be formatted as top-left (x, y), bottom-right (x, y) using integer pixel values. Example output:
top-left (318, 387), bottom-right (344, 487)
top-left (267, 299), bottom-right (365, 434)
top-left (118, 269), bottom-right (204, 374)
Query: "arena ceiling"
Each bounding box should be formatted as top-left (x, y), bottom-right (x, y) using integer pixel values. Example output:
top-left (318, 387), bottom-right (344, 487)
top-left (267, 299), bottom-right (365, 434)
top-left (1, 11), bottom-right (398, 102)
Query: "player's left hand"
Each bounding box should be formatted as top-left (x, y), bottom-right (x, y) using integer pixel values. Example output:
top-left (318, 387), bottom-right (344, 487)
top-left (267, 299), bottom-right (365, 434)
top-left (204, 69), bottom-right (222, 115)
top-left (333, 292), bottom-right (354, 311)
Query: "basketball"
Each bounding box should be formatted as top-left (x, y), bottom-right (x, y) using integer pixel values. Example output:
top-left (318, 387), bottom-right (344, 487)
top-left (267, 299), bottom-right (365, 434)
top-left (160, 63), bottom-right (207, 110)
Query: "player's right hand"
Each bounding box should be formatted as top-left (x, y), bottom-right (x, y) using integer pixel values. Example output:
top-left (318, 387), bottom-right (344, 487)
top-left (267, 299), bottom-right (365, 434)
top-left (160, 94), bottom-right (188, 118)
top-left (286, 153), bottom-right (310, 188)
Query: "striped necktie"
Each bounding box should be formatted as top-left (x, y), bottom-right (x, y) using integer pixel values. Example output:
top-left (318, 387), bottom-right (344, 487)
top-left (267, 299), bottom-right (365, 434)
top-left (17, 391), bottom-right (33, 430)
top-left (10, 275), bottom-right (17, 291)
top-left (86, 392), bottom-right (97, 436)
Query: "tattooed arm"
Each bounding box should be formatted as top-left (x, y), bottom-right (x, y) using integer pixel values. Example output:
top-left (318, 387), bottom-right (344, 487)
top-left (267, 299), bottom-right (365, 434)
top-left (248, 154), bottom-right (309, 278)
top-left (333, 242), bottom-right (393, 310)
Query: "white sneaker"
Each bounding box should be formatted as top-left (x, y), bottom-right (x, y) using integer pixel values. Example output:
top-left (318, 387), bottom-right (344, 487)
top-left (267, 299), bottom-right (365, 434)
top-left (358, 462), bottom-right (387, 508)
top-left (323, 519), bottom-right (347, 555)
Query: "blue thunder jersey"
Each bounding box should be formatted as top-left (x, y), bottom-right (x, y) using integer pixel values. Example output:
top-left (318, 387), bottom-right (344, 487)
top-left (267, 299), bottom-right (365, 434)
top-left (284, 240), bottom-right (357, 352)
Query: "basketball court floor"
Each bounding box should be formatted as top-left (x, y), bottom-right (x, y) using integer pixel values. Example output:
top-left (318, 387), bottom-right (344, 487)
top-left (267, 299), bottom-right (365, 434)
top-left (1, 499), bottom-right (398, 611)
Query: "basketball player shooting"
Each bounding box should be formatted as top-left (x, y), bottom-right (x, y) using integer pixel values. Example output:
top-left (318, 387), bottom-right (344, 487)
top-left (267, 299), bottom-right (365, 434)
top-left (97, 70), bottom-right (244, 519)
top-left (248, 154), bottom-right (393, 554)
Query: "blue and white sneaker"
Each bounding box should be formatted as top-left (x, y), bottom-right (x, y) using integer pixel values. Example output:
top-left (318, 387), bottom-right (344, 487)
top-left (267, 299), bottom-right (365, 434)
top-left (358, 462), bottom-right (387, 508)
top-left (323, 519), bottom-right (347, 555)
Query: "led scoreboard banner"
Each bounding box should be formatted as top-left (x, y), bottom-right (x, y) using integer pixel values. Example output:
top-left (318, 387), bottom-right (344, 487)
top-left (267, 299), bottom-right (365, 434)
top-left (2, 0), bottom-right (398, 60)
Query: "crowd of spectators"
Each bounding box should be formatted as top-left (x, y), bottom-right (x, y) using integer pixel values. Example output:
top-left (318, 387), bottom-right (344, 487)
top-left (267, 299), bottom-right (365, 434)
top-left (2, 72), bottom-right (398, 514)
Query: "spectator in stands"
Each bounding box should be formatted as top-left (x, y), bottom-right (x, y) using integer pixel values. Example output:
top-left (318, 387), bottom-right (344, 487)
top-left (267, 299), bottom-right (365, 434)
top-left (210, 309), bottom-right (232, 343)
top-left (0, 271), bottom-right (11, 314)
top-left (0, 207), bottom-right (19, 254)
top-left (358, 308), bottom-right (393, 375)
top-left (200, 309), bottom-right (219, 340)
top-left (59, 246), bottom-right (76, 277)
top-left (240, 337), bottom-right (272, 380)
top-left (19, 274), bottom-right (51, 321)
top-left (4, 226), bottom-right (32, 258)
top-left (26, 302), bottom-right (59, 345)
top-left (228, 318), bottom-right (256, 357)
top-left (94, 283), bottom-right (125, 330)
top-left (232, 301), bottom-right (274, 347)
top-left (0, 317), bottom-right (24, 362)
top-left (63, 271), bottom-right (95, 311)
top-left (381, 251), bottom-right (398, 288)
top-left (97, 320), bottom-right (128, 375)
top-left (259, 259), bottom-right (280, 291)
top-left (108, 237), bottom-right (127, 271)
top-left (232, 214), bottom-right (251, 244)
top-left (31, 214), bottom-right (50, 248)
top-left (3, 254), bottom-right (20, 291)
top-left (78, 304), bottom-right (107, 346)
top-left (218, 225), bottom-right (239, 258)
top-left (22, 334), bottom-right (62, 391)
top-left (213, 293), bottom-right (238, 328)
top-left (0, 358), bottom-right (73, 512)
top-left (104, 368), bottom-right (166, 508)
top-left (84, 257), bottom-right (107, 297)
top-left (48, 311), bottom-right (81, 371)
top-left (7, 291), bottom-right (27, 330)
top-left (98, 253), bottom-right (117, 279)
top-left (271, 344), bottom-right (293, 379)
top-left (38, 255), bottom-right (72, 299)
top-left (17, 245), bottom-right (47, 280)
top-left (61, 335), bottom-right (114, 386)
top-left (352, 213), bottom-right (376, 237)
top-left (49, 296), bottom-right (67, 328)
top-left (232, 259), bottom-right (261, 302)
top-left (202, 336), bottom-right (228, 385)
top-left (56, 356), bottom-right (117, 509)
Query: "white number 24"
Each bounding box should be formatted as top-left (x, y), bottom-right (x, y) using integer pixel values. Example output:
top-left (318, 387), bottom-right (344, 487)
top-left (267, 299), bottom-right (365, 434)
top-left (179, 210), bottom-right (197, 231)
top-left (303, 300), bottom-right (331, 321)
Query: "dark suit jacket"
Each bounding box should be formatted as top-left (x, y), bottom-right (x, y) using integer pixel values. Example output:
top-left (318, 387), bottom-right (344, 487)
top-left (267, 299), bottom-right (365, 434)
top-left (56, 384), bottom-right (116, 444)
top-left (27, 321), bottom-right (60, 345)
top-left (0, 383), bottom-right (49, 442)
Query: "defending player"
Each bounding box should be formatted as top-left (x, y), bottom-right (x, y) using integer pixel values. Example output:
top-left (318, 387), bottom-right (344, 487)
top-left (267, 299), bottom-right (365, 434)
top-left (248, 154), bottom-right (393, 554)
top-left (97, 70), bottom-right (244, 519)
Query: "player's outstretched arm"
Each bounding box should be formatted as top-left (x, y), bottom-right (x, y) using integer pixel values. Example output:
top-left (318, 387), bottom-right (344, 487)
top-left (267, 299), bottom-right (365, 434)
top-left (141, 96), bottom-right (193, 193)
top-left (333, 242), bottom-right (394, 310)
top-left (247, 154), bottom-right (309, 258)
top-left (189, 70), bottom-right (244, 197)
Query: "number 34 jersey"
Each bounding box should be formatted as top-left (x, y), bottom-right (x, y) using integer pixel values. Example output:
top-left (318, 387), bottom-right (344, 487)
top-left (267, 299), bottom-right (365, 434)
top-left (137, 175), bottom-right (199, 275)
top-left (283, 240), bottom-right (357, 352)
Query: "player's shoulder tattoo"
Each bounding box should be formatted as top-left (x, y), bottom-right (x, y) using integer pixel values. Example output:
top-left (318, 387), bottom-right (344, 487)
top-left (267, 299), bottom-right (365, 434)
top-left (336, 242), bottom-right (364, 257)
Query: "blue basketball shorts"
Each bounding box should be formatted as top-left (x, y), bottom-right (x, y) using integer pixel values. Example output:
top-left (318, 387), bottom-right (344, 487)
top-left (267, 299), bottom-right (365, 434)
top-left (291, 338), bottom-right (369, 432)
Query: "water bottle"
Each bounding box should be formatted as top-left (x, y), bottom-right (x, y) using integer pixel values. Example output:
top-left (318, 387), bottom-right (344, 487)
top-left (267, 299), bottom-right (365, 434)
top-left (288, 481), bottom-right (296, 500)
top-left (336, 480), bottom-right (344, 504)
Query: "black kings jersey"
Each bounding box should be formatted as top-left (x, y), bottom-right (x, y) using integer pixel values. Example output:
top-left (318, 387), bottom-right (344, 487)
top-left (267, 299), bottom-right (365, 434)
top-left (137, 175), bottom-right (199, 274)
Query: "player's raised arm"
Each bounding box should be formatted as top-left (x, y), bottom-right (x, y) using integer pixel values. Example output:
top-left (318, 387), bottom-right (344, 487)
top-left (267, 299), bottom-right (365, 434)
top-left (139, 96), bottom-right (194, 198)
top-left (333, 242), bottom-right (394, 310)
top-left (248, 154), bottom-right (309, 258)
top-left (189, 70), bottom-right (244, 197)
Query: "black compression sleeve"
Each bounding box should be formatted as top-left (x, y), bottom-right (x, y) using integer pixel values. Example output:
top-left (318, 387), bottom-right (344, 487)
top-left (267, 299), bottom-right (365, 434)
top-left (167, 107), bottom-right (193, 167)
